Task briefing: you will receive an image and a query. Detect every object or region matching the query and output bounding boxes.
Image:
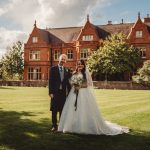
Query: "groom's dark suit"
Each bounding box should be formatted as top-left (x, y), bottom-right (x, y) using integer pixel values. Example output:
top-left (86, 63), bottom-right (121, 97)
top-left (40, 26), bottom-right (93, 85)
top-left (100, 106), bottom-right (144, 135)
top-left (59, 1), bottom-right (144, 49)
top-left (49, 65), bottom-right (71, 128)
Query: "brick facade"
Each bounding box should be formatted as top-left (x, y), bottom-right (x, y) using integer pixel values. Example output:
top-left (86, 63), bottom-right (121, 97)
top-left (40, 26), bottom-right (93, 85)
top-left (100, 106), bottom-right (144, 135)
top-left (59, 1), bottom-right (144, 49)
top-left (24, 14), bottom-right (150, 81)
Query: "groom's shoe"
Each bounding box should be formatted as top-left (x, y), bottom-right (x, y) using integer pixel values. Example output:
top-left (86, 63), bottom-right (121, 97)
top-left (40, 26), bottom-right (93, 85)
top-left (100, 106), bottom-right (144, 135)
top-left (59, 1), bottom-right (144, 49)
top-left (51, 127), bottom-right (58, 132)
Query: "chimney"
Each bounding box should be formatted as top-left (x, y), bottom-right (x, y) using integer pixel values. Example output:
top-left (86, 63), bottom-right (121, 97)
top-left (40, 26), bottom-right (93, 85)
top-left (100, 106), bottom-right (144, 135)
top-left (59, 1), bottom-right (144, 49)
top-left (144, 14), bottom-right (150, 23)
top-left (108, 20), bottom-right (112, 25)
top-left (121, 19), bottom-right (124, 24)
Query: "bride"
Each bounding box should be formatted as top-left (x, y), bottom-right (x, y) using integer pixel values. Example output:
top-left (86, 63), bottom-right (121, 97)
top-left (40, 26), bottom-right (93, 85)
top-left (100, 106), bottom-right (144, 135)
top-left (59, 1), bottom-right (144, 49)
top-left (58, 59), bottom-right (129, 135)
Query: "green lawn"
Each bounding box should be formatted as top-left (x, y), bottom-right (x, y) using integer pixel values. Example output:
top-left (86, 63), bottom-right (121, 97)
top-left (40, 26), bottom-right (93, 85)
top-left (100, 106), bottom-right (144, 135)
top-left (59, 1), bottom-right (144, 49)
top-left (0, 86), bottom-right (150, 150)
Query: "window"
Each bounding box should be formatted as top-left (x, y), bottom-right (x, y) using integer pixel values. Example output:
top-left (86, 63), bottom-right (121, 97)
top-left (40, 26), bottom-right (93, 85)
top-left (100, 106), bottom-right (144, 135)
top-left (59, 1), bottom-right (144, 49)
top-left (135, 31), bottom-right (143, 38)
top-left (28, 67), bottom-right (41, 80)
top-left (137, 47), bottom-right (146, 58)
top-left (80, 48), bottom-right (88, 59)
top-left (32, 36), bottom-right (38, 43)
top-left (30, 50), bottom-right (40, 60)
top-left (67, 49), bottom-right (73, 60)
top-left (82, 35), bottom-right (93, 41)
top-left (54, 50), bottom-right (61, 60)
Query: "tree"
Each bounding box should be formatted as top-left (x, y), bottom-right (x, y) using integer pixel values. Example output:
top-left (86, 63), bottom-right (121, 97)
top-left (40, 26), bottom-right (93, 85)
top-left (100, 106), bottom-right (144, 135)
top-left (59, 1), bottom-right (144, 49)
top-left (0, 41), bottom-right (24, 80)
top-left (132, 60), bottom-right (150, 87)
top-left (87, 33), bottom-right (141, 80)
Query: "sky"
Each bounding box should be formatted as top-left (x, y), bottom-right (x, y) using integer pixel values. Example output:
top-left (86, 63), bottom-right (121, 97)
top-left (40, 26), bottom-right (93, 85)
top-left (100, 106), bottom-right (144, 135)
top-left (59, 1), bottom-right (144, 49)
top-left (0, 0), bottom-right (150, 58)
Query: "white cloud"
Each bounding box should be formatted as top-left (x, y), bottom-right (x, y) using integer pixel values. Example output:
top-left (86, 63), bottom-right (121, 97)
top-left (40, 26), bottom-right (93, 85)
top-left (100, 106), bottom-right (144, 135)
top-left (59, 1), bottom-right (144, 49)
top-left (1, 0), bottom-right (112, 30)
top-left (0, 27), bottom-right (27, 58)
top-left (35, 0), bottom-right (113, 28)
top-left (0, 0), bottom-right (13, 16)
top-left (0, 0), bottom-right (113, 58)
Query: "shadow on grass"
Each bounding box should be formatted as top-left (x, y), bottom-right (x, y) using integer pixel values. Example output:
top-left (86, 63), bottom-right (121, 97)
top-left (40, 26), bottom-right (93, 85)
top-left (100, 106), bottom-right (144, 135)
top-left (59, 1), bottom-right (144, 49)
top-left (0, 110), bottom-right (149, 150)
top-left (0, 86), bottom-right (16, 90)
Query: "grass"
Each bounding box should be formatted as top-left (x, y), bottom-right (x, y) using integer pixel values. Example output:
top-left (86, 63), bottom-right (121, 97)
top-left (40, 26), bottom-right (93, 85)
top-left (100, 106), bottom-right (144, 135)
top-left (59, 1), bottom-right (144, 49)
top-left (0, 86), bottom-right (150, 150)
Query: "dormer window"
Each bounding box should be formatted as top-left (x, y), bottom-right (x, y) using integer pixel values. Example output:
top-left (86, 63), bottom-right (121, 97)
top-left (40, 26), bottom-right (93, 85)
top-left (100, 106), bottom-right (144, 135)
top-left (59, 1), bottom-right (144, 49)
top-left (135, 31), bottom-right (143, 38)
top-left (32, 36), bottom-right (38, 43)
top-left (82, 35), bottom-right (93, 41)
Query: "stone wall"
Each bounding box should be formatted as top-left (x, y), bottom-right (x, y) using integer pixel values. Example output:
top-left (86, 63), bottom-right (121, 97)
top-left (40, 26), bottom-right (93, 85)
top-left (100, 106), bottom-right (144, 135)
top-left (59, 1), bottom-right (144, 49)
top-left (93, 81), bottom-right (150, 90)
top-left (0, 80), bottom-right (48, 87)
top-left (0, 80), bottom-right (149, 90)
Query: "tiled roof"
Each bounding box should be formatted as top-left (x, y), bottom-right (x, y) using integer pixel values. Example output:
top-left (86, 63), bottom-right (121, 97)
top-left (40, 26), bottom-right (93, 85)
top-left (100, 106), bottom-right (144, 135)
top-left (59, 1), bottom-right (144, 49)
top-left (98, 23), bottom-right (134, 36)
top-left (40, 23), bottom-right (134, 44)
top-left (45, 27), bottom-right (82, 43)
top-left (39, 29), bottom-right (50, 43)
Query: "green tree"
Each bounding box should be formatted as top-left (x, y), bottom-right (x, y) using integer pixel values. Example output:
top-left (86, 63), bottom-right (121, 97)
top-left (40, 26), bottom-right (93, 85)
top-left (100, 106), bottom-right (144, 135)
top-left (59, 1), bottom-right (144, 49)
top-left (132, 60), bottom-right (150, 87)
top-left (0, 41), bottom-right (24, 80)
top-left (87, 33), bottom-right (141, 80)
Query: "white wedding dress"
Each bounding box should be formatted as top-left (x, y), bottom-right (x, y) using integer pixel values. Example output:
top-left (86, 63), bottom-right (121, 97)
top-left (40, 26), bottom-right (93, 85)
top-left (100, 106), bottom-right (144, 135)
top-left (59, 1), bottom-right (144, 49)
top-left (58, 71), bottom-right (129, 135)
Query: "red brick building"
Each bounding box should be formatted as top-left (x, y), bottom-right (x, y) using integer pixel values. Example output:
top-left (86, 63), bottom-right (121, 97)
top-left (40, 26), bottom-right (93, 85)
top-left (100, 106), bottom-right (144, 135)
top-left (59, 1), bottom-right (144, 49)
top-left (24, 14), bottom-right (150, 81)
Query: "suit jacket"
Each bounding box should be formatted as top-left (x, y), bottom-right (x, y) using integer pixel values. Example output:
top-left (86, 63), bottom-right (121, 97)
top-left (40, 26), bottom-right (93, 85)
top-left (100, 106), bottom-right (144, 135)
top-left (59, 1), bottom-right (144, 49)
top-left (48, 65), bottom-right (71, 96)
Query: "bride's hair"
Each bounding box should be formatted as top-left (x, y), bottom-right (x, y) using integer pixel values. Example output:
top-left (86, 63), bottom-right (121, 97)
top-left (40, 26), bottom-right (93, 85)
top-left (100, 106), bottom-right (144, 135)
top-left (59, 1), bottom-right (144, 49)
top-left (74, 59), bottom-right (86, 80)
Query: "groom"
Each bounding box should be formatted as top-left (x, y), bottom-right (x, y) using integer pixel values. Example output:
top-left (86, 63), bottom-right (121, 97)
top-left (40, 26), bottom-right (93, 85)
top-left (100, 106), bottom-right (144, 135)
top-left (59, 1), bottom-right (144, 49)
top-left (49, 54), bottom-right (71, 131)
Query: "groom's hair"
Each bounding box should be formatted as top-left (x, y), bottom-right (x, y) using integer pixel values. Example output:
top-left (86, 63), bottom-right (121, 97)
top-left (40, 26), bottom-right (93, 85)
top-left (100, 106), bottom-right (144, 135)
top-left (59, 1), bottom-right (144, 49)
top-left (59, 54), bottom-right (67, 62)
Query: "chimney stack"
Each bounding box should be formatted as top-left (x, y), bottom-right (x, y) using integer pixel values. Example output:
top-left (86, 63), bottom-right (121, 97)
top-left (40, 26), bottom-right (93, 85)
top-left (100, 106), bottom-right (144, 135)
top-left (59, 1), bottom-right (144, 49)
top-left (144, 14), bottom-right (150, 23)
top-left (121, 19), bottom-right (124, 24)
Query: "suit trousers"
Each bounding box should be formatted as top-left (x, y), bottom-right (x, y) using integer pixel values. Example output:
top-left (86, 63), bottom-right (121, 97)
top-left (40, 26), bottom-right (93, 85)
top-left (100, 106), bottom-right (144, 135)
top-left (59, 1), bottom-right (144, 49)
top-left (51, 89), bottom-right (66, 128)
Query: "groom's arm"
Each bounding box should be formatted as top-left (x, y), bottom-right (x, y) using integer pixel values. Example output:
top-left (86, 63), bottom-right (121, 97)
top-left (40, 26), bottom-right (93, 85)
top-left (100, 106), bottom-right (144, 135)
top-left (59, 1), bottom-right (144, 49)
top-left (48, 67), bottom-right (54, 96)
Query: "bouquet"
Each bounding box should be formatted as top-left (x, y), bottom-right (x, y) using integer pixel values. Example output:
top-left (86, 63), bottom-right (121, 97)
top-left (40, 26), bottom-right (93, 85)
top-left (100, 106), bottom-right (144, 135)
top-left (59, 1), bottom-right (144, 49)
top-left (70, 73), bottom-right (83, 111)
top-left (70, 74), bottom-right (83, 94)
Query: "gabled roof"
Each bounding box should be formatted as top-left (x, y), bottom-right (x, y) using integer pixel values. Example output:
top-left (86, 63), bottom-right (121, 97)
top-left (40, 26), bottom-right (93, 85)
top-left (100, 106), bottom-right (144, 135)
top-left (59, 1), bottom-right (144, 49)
top-left (46, 27), bottom-right (82, 43)
top-left (37, 23), bottom-right (134, 44)
top-left (39, 29), bottom-right (50, 43)
top-left (98, 23), bottom-right (134, 36)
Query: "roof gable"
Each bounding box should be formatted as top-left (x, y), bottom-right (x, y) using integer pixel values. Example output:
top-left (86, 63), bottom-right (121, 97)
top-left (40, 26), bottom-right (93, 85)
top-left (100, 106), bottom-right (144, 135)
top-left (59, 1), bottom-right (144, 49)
top-left (26, 22), bottom-right (49, 45)
top-left (77, 18), bottom-right (99, 41)
top-left (128, 17), bottom-right (150, 40)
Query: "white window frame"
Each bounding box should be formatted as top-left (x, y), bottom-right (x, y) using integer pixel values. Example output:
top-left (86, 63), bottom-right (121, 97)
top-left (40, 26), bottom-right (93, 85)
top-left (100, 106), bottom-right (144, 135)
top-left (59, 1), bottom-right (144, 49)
top-left (137, 47), bottom-right (146, 59)
top-left (67, 49), bottom-right (73, 60)
top-left (135, 30), bottom-right (143, 38)
top-left (32, 36), bottom-right (38, 43)
top-left (80, 48), bottom-right (88, 59)
top-left (29, 50), bottom-right (40, 61)
top-left (82, 35), bottom-right (93, 41)
top-left (54, 50), bottom-right (61, 60)
top-left (28, 67), bottom-right (41, 80)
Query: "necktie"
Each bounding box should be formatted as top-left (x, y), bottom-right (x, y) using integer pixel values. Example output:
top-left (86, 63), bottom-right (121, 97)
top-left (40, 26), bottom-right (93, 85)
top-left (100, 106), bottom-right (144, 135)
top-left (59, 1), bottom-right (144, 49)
top-left (60, 66), bottom-right (63, 72)
top-left (59, 66), bottom-right (64, 81)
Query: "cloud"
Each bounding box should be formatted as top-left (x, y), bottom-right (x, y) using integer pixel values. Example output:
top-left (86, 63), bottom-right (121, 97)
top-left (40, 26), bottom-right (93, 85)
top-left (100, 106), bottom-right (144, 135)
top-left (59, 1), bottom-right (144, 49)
top-left (0, 27), bottom-right (27, 58)
top-left (1, 0), bottom-right (112, 31)
top-left (35, 0), bottom-right (111, 28)
top-left (0, 0), bottom-right (13, 16)
top-left (0, 0), bottom-right (112, 58)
